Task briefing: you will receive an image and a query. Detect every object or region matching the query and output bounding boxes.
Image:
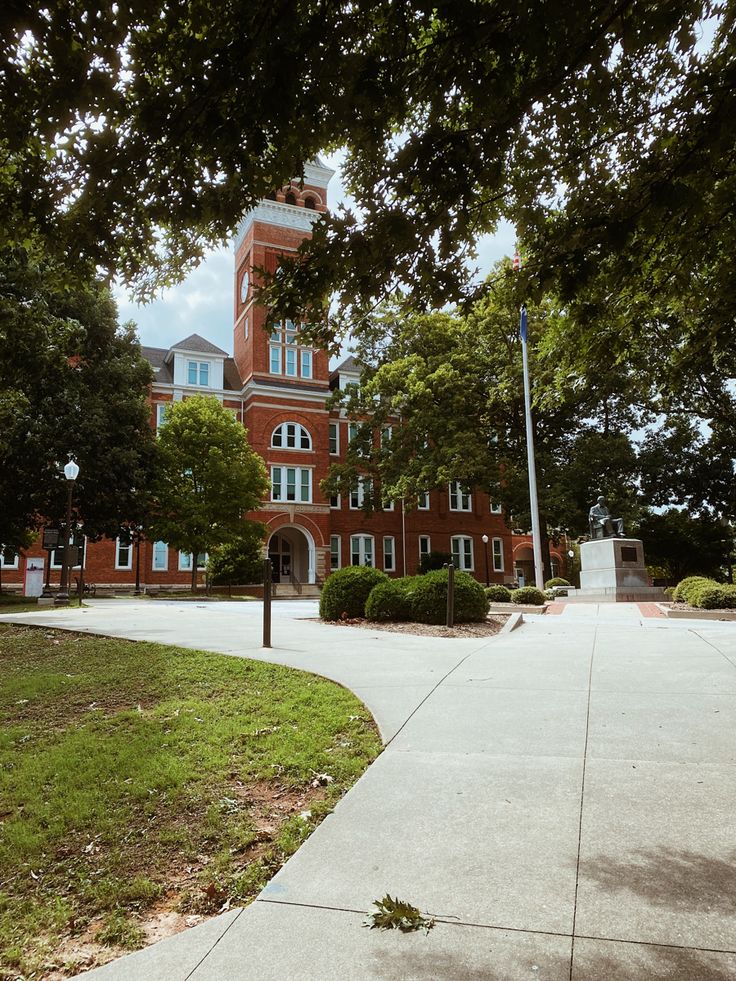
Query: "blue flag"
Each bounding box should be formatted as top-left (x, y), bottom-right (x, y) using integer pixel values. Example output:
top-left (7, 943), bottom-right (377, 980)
top-left (519, 305), bottom-right (528, 343)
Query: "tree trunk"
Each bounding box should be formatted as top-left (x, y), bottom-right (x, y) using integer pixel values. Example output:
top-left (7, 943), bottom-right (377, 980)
top-left (191, 557), bottom-right (198, 594)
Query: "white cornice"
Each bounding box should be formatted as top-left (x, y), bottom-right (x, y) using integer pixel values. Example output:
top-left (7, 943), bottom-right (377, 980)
top-left (235, 201), bottom-right (323, 252)
top-left (303, 157), bottom-right (336, 188)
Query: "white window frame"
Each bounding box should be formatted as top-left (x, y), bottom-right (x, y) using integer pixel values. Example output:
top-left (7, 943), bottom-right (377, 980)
top-left (382, 498), bottom-right (394, 512)
top-left (187, 360), bottom-right (210, 387)
top-left (492, 537), bottom-right (504, 572)
top-left (152, 540), bottom-right (168, 571)
top-left (418, 491), bottom-right (430, 510)
top-left (419, 535), bottom-right (431, 560)
top-left (270, 344), bottom-right (282, 374)
top-left (179, 551), bottom-right (207, 571)
top-left (383, 536), bottom-right (395, 572)
top-left (301, 349), bottom-right (312, 379)
top-left (381, 425), bottom-right (393, 447)
top-left (271, 422), bottom-right (312, 451)
top-left (449, 481), bottom-right (472, 512)
top-left (0, 548), bottom-right (19, 569)
top-left (490, 500), bottom-right (503, 514)
top-left (349, 477), bottom-right (371, 509)
top-left (115, 536), bottom-right (133, 570)
top-left (329, 422), bottom-right (340, 455)
top-left (271, 466), bottom-right (313, 504)
top-left (330, 535), bottom-right (341, 571)
top-left (351, 534), bottom-right (374, 568)
top-left (50, 540), bottom-right (85, 570)
top-left (451, 535), bottom-right (474, 571)
top-left (156, 403), bottom-right (168, 432)
top-left (330, 493), bottom-right (341, 510)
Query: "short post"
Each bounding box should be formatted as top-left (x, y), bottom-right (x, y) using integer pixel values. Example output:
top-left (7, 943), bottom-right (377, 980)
top-left (482, 533), bottom-right (490, 586)
top-left (262, 558), bottom-right (272, 648)
top-left (445, 561), bottom-right (455, 628)
top-left (134, 528), bottom-right (142, 595)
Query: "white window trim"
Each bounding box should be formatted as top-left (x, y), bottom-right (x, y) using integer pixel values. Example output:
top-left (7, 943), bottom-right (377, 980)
top-left (300, 349), bottom-right (313, 378)
top-left (383, 536), bottom-right (396, 572)
top-left (418, 492), bottom-right (430, 511)
top-left (271, 465), bottom-right (313, 504)
top-left (271, 421), bottom-right (312, 451)
top-left (451, 535), bottom-right (474, 571)
top-left (350, 534), bottom-right (375, 567)
top-left (349, 477), bottom-right (371, 510)
top-left (0, 549), bottom-right (19, 569)
top-left (330, 493), bottom-right (341, 510)
top-left (187, 360), bottom-right (210, 387)
top-left (152, 541), bottom-right (169, 571)
top-left (329, 421), bottom-right (340, 455)
top-left (115, 537), bottom-right (133, 570)
top-left (449, 481), bottom-right (472, 512)
top-left (492, 537), bottom-right (504, 572)
top-left (330, 535), bottom-right (341, 571)
top-left (418, 535), bottom-right (431, 558)
top-left (156, 403), bottom-right (168, 432)
top-left (178, 551), bottom-right (208, 571)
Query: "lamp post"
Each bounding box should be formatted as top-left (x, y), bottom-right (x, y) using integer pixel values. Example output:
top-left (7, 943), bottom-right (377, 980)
top-left (55, 459), bottom-right (80, 606)
top-left (482, 534), bottom-right (490, 586)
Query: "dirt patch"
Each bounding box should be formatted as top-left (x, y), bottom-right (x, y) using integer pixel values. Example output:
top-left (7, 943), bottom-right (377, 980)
top-left (327, 615), bottom-right (507, 637)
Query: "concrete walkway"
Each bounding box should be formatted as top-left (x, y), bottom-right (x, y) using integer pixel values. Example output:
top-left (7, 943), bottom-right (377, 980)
top-left (3, 601), bottom-right (736, 979)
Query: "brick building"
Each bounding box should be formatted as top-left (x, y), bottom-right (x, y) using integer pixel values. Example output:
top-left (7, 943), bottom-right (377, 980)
top-left (3, 158), bottom-right (520, 594)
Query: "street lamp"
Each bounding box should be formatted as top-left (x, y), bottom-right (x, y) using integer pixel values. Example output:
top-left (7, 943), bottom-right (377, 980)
top-left (55, 458), bottom-right (80, 606)
top-left (481, 534), bottom-right (490, 586)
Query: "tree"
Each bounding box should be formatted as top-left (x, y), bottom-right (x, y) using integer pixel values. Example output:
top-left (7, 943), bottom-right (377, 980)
top-left (149, 396), bottom-right (269, 591)
top-left (0, 1), bottom-right (731, 339)
top-left (635, 509), bottom-right (732, 583)
top-left (323, 278), bottom-right (646, 578)
top-left (207, 524), bottom-right (267, 590)
top-left (0, 246), bottom-right (156, 550)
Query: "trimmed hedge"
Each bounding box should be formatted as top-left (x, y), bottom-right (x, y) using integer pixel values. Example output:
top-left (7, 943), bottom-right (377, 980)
top-left (690, 582), bottom-right (736, 610)
top-left (320, 566), bottom-right (387, 620)
top-left (365, 577), bottom-right (416, 622)
top-left (485, 584), bottom-right (512, 603)
top-left (410, 570), bottom-right (489, 624)
top-left (672, 576), bottom-right (713, 604)
top-left (511, 586), bottom-right (546, 606)
top-left (545, 577), bottom-right (571, 588)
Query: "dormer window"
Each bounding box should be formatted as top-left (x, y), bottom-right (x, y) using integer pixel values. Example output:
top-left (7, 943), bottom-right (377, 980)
top-left (187, 361), bottom-right (209, 386)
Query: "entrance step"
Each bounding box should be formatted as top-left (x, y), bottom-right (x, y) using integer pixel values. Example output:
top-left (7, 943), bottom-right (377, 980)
top-left (272, 584), bottom-right (321, 600)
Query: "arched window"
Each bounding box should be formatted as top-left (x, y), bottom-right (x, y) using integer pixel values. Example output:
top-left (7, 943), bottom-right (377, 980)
top-left (303, 196), bottom-right (316, 210)
top-left (272, 422), bottom-right (312, 450)
top-left (285, 191), bottom-right (297, 206)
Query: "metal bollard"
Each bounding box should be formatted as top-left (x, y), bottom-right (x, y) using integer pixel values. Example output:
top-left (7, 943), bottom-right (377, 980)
top-left (445, 561), bottom-right (455, 628)
top-left (263, 558), bottom-right (272, 648)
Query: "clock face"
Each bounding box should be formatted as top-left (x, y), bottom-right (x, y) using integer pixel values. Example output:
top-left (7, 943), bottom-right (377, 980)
top-left (240, 271), bottom-right (249, 302)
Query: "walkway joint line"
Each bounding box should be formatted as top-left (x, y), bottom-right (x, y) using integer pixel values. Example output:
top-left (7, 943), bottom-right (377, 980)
top-left (183, 908), bottom-right (244, 981)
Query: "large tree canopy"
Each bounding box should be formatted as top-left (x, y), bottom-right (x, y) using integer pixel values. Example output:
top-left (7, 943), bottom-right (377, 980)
top-left (0, 1), bottom-right (732, 338)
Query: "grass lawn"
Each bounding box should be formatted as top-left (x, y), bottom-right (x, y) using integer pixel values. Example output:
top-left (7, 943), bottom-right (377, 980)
top-left (0, 625), bottom-right (381, 979)
top-left (0, 594), bottom-right (56, 616)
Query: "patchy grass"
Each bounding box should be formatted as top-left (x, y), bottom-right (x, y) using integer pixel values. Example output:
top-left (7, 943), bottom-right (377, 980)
top-left (0, 625), bottom-right (381, 979)
top-left (0, 594), bottom-right (44, 615)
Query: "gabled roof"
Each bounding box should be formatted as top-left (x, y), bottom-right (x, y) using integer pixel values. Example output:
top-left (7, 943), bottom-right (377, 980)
top-left (333, 355), bottom-right (361, 374)
top-left (168, 333), bottom-right (229, 357)
top-left (140, 344), bottom-right (242, 393)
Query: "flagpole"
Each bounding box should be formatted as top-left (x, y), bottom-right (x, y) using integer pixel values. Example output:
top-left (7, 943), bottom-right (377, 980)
top-left (519, 302), bottom-right (545, 591)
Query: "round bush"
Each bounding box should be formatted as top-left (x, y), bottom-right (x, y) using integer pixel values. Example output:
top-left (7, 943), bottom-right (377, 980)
top-left (672, 576), bottom-right (713, 604)
top-left (365, 578), bottom-right (416, 622)
top-left (690, 584), bottom-right (731, 610)
top-left (319, 566), bottom-right (387, 620)
top-left (410, 570), bottom-right (489, 624)
top-left (511, 586), bottom-right (546, 606)
top-left (545, 577), bottom-right (571, 588)
top-left (485, 584), bottom-right (511, 603)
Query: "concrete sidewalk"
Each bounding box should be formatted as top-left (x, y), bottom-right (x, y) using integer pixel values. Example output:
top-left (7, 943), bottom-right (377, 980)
top-left (3, 602), bottom-right (736, 979)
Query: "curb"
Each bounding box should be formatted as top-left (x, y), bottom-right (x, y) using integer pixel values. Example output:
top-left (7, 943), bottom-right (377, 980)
top-left (659, 605), bottom-right (736, 622)
top-left (500, 612), bottom-right (524, 634)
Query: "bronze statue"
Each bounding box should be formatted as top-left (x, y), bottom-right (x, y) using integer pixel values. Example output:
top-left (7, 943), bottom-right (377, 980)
top-left (589, 496), bottom-right (625, 539)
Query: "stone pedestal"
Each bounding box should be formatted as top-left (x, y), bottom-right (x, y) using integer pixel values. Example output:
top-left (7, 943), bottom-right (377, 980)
top-left (579, 537), bottom-right (665, 602)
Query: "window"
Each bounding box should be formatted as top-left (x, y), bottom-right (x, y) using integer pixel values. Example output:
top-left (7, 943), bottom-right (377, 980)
top-left (381, 426), bottom-right (393, 447)
top-left (492, 537), bottom-right (504, 572)
top-left (156, 403), bottom-right (168, 432)
top-left (351, 535), bottom-right (374, 567)
top-left (490, 500), bottom-right (503, 514)
top-left (187, 361), bottom-right (209, 386)
top-left (419, 535), bottom-right (431, 560)
top-left (51, 543), bottom-right (84, 570)
top-left (350, 477), bottom-right (371, 509)
top-left (152, 541), bottom-right (168, 571)
top-left (115, 537), bottom-right (132, 570)
top-left (382, 499), bottom-right (394, 512)
top-left (330, 535), bottom-right (341, 571)
top-left (0, 548), bottom-right (19, 569)
top-left (449, 482), bottom-right (472, 511)
top-left (304, 196), bottom-right (316, 210)
top-left (347, 421), bottom-right (367, 456)
top-left (271, 466), bottom-right (312, 503)
top-left (451, 536), bottom-right (474, 571)
top-left (271, 422), bottom-right (312, 450)
top-left (329, 422), bottom-right (339, 455)
top-left (269, 322), bottom-right (314, 379)
top-left (179, 551), bottom-right (207, 571)
top-left (330, 493), bottom-right (341, 509)
top-left (418, 491), bottom-right (430, 510)
top-left (383, 536), bottom-right (395, 572)
top-left (285, 191), bottom-right (297, 205)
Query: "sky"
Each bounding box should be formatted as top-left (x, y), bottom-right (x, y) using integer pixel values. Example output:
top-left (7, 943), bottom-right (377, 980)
top-left (113, 150), bottom-right (517, 359)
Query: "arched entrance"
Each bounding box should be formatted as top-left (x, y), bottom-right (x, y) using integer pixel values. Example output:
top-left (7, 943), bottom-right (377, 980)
top-left (267, 526), bottom-right (316, 585)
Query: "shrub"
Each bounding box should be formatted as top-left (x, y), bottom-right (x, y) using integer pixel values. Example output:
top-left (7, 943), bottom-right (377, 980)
top-left (410, 570), bottom-right (489, 624)
top-left (672, 576), bottom-right (714, 604)
top-left (365, 578), bottom-right (416, 621)
top-left (485, 584), bottom-right (511, 603)
top-left (418, 550), bottom-right (452, 574)
top-left (319, 566), bottom-right (387, 620)
top-left (690, 583), bottom-right (736, 610)
top-left (511, 586), bottom-right (546, 606)
top-left (545, 577), bottom-right (571, 588)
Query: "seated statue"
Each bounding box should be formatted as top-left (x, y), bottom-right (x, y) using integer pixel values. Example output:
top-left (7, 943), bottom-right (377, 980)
top-left (589, 496), bottom-right (625, 539)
